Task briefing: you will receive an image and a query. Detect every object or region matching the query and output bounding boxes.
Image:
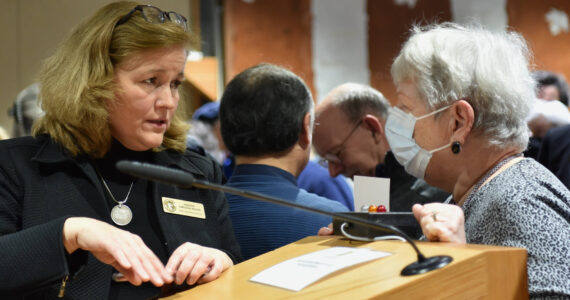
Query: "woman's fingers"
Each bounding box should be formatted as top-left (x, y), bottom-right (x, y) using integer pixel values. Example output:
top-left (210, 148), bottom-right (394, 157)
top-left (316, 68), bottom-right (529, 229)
top-left (122, 234), bottom-right (164, 286)
top-left (65, 217), bottom-right (167, 286)
top-left (66, 217), bottom-right (232, 288)
top-left (318, 223), bottom-right (334, 236)
top-left (414, 204), bottom-right (466, 243)
top-left (186, 255), bottom-right (212, 285)
top-left (166, 242), bottom-right (232, 286)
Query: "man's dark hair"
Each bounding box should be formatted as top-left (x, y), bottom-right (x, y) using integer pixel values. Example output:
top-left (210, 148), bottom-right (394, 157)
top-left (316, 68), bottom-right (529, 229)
top-left (533, 70), bottom-right (569, 106)
top-left (220, 64), bottom-right (313, 156)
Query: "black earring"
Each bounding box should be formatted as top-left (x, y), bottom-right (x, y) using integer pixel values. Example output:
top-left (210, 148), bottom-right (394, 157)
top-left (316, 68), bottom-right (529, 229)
top-left (451, 141), bottom-right (461, 154)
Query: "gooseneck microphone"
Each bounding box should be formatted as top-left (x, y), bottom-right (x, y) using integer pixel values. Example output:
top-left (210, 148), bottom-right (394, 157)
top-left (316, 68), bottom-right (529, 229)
top-left (116, 160), bottom-right (452, 276)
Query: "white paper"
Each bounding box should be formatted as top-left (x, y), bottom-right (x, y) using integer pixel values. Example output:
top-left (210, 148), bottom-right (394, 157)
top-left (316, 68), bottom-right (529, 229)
top-left (250, 247), bottom-right (391, 291)
top-left (353, 175), bottom-right (390, 212)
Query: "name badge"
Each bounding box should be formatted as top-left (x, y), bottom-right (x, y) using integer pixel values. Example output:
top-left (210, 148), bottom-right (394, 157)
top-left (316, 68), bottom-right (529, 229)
top-left (162, 197), bottom-right (206, 219)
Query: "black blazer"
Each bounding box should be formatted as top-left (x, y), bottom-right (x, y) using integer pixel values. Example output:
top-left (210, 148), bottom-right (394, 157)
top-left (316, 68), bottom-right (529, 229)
top-left (0, 135), bottom-right (242, 299)
top-left (537, 124), bottom-right (570, 189)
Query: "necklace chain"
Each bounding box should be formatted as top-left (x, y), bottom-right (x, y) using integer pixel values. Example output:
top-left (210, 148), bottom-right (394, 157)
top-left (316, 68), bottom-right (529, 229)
top-left (95, 168), bottom-right (134, 206)
top-left (462, 153), bottom-right (522, 207)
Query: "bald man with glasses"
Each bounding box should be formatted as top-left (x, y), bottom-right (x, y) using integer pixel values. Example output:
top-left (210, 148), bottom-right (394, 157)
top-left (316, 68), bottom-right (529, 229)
top-left (313, 83), bottom-right (449, 212)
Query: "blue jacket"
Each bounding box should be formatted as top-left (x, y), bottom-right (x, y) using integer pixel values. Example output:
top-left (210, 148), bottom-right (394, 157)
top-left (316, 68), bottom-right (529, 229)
top-left (297, 160), bottom-right (354, 210)
top-left (225, 164), bottom-right (349, 260)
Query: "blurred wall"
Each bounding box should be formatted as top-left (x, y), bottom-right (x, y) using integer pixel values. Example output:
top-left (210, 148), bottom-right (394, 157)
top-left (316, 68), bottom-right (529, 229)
top-left (223, 0), bottom-right (570, 104)
top-left (2, 0), bottom-right (569, 135)
top-left (508, 0), bottom-right (570, 80)
top-left (223, 0), bottom-right (315, 97)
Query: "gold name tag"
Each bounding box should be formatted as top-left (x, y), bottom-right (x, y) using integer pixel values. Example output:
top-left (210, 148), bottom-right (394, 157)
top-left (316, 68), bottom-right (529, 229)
top-left (162, 197), bottom-right (206, 219)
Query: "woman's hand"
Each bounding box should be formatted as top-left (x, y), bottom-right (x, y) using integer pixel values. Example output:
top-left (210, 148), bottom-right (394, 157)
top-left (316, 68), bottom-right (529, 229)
top-left (62, 217), bottom-right (172, 287)
top-left (165, 242), bottom-right (233, 286)
top-left (412, 203), bottom-right (466, 244)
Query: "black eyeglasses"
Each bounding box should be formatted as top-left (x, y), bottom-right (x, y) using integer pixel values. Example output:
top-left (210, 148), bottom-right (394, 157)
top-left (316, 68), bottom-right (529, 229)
top-left (318, 119), bottom-right (363, 168)
top-left (115, 5), bottom-right (188, 31)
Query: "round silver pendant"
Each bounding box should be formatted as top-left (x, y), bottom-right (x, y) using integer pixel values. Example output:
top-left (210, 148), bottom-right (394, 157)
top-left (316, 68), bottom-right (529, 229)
top-left (111, 204), bottom-right (132, 226)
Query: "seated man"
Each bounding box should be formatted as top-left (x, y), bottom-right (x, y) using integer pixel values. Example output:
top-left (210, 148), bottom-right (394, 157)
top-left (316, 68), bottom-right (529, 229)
top-left (219, 64), bottom-right (349, 260)
top-left (190, 101), bottom-right (354, 208)
top-left (313, 83), bottom-right (449, 212)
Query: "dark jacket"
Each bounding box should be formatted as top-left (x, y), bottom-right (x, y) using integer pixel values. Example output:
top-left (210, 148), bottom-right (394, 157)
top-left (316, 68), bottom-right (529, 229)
top-left (0, 135), bottom-right (242, 299)
top-left (537, 124), bottom-right (570, 189)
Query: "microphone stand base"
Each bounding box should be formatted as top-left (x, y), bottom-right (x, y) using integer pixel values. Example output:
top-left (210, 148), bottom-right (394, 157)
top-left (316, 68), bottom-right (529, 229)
top-left (400, 255), bottom-right (453, 276)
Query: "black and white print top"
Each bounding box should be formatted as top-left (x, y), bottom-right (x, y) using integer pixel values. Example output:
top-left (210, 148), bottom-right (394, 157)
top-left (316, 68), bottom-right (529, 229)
top-left (464, 158), bottom-right (570, 299)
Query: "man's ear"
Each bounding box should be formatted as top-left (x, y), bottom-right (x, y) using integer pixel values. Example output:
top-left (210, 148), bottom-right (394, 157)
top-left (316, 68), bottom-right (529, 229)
top-left (449, 100), bottom-right (475, 144)
top-left (299, 112), bottom-right (312, 149)
top-left (362, 114), bottom-right (383, 143)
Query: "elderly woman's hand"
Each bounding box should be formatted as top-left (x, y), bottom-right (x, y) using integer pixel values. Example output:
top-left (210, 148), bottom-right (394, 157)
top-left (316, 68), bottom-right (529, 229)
top-left (165, 242), bottom-right (233, 286)
top-left (318, 223), bottom-right (334, 236)
top-left (63, 217), bottom-right (171, 287)
top-left (412, 203), bottom-right (466, 244)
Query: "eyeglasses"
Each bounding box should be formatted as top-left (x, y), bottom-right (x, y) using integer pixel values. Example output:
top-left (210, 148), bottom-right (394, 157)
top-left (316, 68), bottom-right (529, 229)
top-left (115, 5), bottom-right (188, 31)
top-left (318, 119), bottom-right (362, 168)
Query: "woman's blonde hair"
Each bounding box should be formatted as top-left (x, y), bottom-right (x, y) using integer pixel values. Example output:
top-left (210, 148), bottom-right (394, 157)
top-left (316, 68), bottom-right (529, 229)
top-left (34, 1), bottom-right (196, 157)
top-left (0, 126), bottom-right (10, 140)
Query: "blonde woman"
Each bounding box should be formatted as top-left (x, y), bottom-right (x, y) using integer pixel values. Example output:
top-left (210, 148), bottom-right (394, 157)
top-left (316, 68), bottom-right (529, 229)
top-left (0, 2), bottom-right (241, 298)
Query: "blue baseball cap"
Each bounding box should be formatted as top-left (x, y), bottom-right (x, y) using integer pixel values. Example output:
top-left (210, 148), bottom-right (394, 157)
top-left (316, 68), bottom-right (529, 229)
top-left (192, 101), bottom-right (220, 123)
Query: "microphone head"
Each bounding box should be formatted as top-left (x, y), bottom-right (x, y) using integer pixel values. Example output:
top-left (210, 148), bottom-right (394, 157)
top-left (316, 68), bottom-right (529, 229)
top-left (116, 160), bottom-right (195, 188)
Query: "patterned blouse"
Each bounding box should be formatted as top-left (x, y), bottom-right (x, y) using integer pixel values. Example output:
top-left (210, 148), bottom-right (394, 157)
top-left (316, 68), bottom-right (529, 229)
top-left (463, 158), bottom-right (570, 299)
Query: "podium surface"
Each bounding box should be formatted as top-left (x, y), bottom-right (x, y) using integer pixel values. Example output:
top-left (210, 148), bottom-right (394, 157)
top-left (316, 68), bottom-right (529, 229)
top-left (165, 236), bottom-right (527, 299)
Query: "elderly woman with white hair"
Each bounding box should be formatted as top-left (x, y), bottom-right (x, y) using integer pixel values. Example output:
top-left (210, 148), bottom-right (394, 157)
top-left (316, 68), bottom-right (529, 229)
top-left (386, 23), bottom-right (570, 298)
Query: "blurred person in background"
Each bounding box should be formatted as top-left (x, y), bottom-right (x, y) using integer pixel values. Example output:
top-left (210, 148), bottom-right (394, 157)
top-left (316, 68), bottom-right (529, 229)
top-left (525, 70), bottom-right (570, 158)
top-left (533, 70), bottom-right (569, 106)
top-left (186, 101), bottom-right (227, 165)
top-left (8, 83), bottom-right (44, 137)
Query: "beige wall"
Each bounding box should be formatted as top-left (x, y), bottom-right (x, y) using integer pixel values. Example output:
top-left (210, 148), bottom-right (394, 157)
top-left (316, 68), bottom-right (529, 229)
top-left (0, 0), bottom-right (191, 135)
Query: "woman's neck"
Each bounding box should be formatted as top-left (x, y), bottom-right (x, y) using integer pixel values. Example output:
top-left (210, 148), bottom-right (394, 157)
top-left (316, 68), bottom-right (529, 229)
top-left (453, 147), bottom-right (521, 206)
top-left (93, 139), bottom-right (152, 182)
top-left (235, 145), bottom-right (308, 178)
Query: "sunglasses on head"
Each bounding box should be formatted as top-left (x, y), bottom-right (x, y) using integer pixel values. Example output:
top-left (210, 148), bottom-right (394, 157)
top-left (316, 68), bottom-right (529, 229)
top-left (115, 5), bottom-right (188, 31)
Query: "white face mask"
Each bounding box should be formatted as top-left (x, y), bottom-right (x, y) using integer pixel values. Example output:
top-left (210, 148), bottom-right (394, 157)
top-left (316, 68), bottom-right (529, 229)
top-left (385, 105), bottom-right (451, 179)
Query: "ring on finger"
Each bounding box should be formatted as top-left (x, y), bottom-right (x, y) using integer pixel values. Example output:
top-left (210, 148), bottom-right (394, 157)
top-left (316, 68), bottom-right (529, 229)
top-left (431, 211), bottom-right (438, 222)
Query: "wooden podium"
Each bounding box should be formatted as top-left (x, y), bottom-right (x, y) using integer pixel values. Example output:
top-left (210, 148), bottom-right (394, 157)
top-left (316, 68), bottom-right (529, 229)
top-left (165, 236), bottom-right (528, 299)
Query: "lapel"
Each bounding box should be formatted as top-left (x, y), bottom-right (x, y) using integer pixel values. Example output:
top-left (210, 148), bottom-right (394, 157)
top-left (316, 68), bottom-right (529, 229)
top-left (30, 135), bottom-right (110, 219)
top-left (31, 135), bottom-right (102, 190)
top-left (153, 150), bottom-right (207, 179)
